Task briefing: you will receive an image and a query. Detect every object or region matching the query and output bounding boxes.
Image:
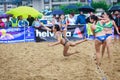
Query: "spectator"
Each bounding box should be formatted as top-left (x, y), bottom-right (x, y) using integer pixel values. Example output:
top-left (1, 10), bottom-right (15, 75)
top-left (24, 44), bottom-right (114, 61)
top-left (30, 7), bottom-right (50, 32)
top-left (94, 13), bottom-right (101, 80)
top-left (11, 16), bottom-right (18, 27)
top-left (17, 16), bottom-right (21, 21)
top-left (114, 11), bottom-right (120, 40)
top-left (67, 13), bottom-right (76, 25)
top-left (5, 17), bottom-right (12, 28)
top-left (60, 14), bottom-right (68, 39)
top-left (32, 17), bottom-right (41, 28)
top-left (51, 15), bottom-right (61, 33)
top-left (27, 15), bottom-right (34, 26)
top-left (52, 15), bottom-right (61, 25)
top-left (76, 11), bottom-right (86, 24)
top-left (86, 12), bottom-right (94, 23)
top-left (24, 19), bottom-right (29, 27)
top-left (0, 19), bottom-right (5, 28)
top-left (52, 15), bottom-right (56, 25)
top-left (18, 16), bottom-right (29, 27)
top-left (32, 17), bottom-right (51, 31)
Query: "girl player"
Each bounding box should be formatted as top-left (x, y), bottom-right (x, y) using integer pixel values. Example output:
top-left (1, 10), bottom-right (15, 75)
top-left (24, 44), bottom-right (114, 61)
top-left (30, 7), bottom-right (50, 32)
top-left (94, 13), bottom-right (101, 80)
top-left (48, 24), bottom-right (87, 56)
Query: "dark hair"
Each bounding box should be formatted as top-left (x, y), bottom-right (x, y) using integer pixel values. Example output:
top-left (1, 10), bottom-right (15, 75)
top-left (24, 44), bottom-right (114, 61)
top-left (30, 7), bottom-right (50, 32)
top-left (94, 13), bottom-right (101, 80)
top-left (90, 15), bottom-right (98, 21)
top-left (70, 12), bottom-right (74, 16)
top-left (103, 12), bottom-right (114, 20)
top-left (106, 12), bottom-right (114, 20)
top-left (54, 24), bottom-right (60, 31)
top-left (101, 12), bottom-right (104, 17)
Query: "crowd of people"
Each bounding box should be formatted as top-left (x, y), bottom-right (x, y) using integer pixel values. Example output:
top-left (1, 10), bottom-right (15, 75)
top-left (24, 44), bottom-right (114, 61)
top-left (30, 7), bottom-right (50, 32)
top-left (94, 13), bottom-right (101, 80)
top-left (49, 11), bottom-right (120, 67)
top-left (0, 15), bottom-right (46, 28)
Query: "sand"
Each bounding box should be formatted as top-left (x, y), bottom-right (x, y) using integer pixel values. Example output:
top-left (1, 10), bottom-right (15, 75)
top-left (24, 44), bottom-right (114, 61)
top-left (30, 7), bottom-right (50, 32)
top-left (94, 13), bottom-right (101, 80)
top-left (0, 40), bottom-right (120, 80)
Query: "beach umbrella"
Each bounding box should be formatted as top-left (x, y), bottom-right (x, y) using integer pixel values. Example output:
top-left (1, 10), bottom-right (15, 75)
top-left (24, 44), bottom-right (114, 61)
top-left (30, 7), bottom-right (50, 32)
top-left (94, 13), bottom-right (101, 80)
top-left (6, 6), bottom-right (43, 18)
top-left (0, 14), bottom-right (8, 18)
top-left (78, 5), bottom-right (95, 12)
top-left (108, 5), bottom-right (120, 12)
top-left (52, 9), bottom-right (64, 15)
top-left (65, 4), bottom-right (78, 9)
top-left (0, 14), bottom-right (12, 19)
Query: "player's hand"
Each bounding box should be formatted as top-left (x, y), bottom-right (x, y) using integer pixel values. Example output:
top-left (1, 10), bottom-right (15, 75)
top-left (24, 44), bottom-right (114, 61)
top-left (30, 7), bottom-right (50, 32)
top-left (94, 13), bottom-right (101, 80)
top-left (48, 44), bottom-right (52, 47)
top-left (118, 32), bottom-right (120, 35)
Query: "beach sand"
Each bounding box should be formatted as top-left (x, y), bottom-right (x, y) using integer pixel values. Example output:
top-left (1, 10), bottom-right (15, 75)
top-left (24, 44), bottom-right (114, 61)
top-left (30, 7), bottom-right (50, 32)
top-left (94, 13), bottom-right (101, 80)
top-left (0, 40), bottom-right (120, 80)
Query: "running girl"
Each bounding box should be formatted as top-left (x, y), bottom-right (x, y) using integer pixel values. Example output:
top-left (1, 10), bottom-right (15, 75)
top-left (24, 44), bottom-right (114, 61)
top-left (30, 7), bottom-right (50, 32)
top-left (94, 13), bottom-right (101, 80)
top-left (90, 15), bottom-right (107, 66)
top-left (101, 12), bottom-right (120, 62)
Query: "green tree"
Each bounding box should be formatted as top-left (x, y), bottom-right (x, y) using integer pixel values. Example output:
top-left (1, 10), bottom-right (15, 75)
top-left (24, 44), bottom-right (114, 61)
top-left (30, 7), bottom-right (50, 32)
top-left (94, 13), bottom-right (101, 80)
top-left (59, 3), bottom-right (83, 14)
top-left (91, 0), bottom-right (110, 11)
top-left (76, 3), bottom-right (83, 7)
top-left (116, 2), bottom-right (120, 5)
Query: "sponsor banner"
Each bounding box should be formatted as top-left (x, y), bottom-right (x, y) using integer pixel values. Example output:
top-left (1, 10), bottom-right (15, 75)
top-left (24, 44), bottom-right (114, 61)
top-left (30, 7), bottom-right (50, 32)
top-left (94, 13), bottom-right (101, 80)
top-left (25, 27), bottom-right (35, 42)
top-left (35, 25), bottom-right (86, 42)
top-left (0, 27), bottom-right (35, 43)
top-left (0, 27), bottom-right (24, 43)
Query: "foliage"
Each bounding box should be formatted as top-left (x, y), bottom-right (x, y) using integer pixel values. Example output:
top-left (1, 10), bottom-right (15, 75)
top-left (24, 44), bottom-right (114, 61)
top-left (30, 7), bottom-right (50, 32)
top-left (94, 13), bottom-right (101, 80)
top-left (116, 2), bottom-right (120, 5)
top-left (59, 3), bottom-right (83, 14)
top-left (91, 0), bottom-right (110, 11)
top-left (76, 3), bottom-right (83, 7)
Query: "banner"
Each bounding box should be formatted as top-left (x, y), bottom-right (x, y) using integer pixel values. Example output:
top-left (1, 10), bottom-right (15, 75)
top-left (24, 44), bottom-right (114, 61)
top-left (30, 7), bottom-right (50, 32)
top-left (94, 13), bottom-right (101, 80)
top-left (35, 25), bottom-right (86, 42)
top-left (0, 27), bottom-right (35, 43)
top-left (25, 27), bottom-right (35, 42)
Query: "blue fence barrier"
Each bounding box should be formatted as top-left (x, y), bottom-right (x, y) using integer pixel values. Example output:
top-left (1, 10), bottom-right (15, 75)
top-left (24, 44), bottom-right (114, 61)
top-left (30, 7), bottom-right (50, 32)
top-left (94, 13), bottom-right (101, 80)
top-left (35, 25), bottom-right (87, 42)
top-left (0, 27), bottom-right (35, 43)
top-left (0, 24), bottom-right (116, 43)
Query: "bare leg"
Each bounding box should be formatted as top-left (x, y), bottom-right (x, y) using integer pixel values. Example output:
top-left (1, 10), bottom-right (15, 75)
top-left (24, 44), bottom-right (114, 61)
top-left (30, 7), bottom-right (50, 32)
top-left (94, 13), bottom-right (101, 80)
top-left (101, 42), bottom-right (106, 58)
top-left (95, 40), bottom-right (102, 66)
top-left (63, 39), bottom-right (87, 56)
top-left (63, 44), bottom-right (69, 56)
top-left (63, 43), bottom-right (79, 57)
top-left (106, 36), bottom-right (112, 63)
top-left (113, 35), bottom-right (117, 47)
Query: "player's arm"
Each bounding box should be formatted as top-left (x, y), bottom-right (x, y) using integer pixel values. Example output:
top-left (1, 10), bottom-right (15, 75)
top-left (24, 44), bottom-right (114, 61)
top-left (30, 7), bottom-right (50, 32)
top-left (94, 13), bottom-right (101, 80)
top-left (44, 26), bottom-right (52, 31)
top-left (90, 23), bottom-right (96, 36)
top-left (40, 22), bottom-right (52, 31)
top-left (48, 34), bottom-right (61, 46)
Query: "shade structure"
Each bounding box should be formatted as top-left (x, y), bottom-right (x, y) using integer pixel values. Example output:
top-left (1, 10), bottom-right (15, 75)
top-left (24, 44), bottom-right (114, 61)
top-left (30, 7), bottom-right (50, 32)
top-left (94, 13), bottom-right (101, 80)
top-left (6, 6), bottom-right (43, 18)
top-left (0, 14), bottom-right (12, 19)
top-left (65, 4), bottom-right (78, 9)
top-left (108, 5), bottom-right (120, 12)
top-left (78, 5), bottom-right (95, 12)
top-left (0, 14), bottom-right (9, 18)
top-left (52, 9), bottom-right (64, 15)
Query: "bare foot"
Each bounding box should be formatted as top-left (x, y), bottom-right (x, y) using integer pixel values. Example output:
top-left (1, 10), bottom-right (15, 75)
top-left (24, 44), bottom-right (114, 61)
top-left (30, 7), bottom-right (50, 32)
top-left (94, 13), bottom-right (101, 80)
top-left (64, 52), bottom-right (79, 57)
top-left (75, 51), bottom-right (80, 53)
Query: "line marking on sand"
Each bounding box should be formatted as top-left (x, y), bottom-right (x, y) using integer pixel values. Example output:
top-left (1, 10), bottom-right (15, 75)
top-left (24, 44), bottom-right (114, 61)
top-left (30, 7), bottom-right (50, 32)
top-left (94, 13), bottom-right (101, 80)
top-left (96, 65), bottom-right (108, 80)
top-left (90, 53), bottom-right (110, 80)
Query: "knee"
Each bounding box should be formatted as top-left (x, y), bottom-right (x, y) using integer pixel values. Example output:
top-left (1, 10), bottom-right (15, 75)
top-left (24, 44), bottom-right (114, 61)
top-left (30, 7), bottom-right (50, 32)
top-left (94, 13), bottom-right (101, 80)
top-left (63, 50), bottom-right (70, 56)
top-left (71, 45), bottom-right (75, 47)
top-left (70, 43), bottom-right (76, 47)
top-left (106, 44), bottom-right (111, 48)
